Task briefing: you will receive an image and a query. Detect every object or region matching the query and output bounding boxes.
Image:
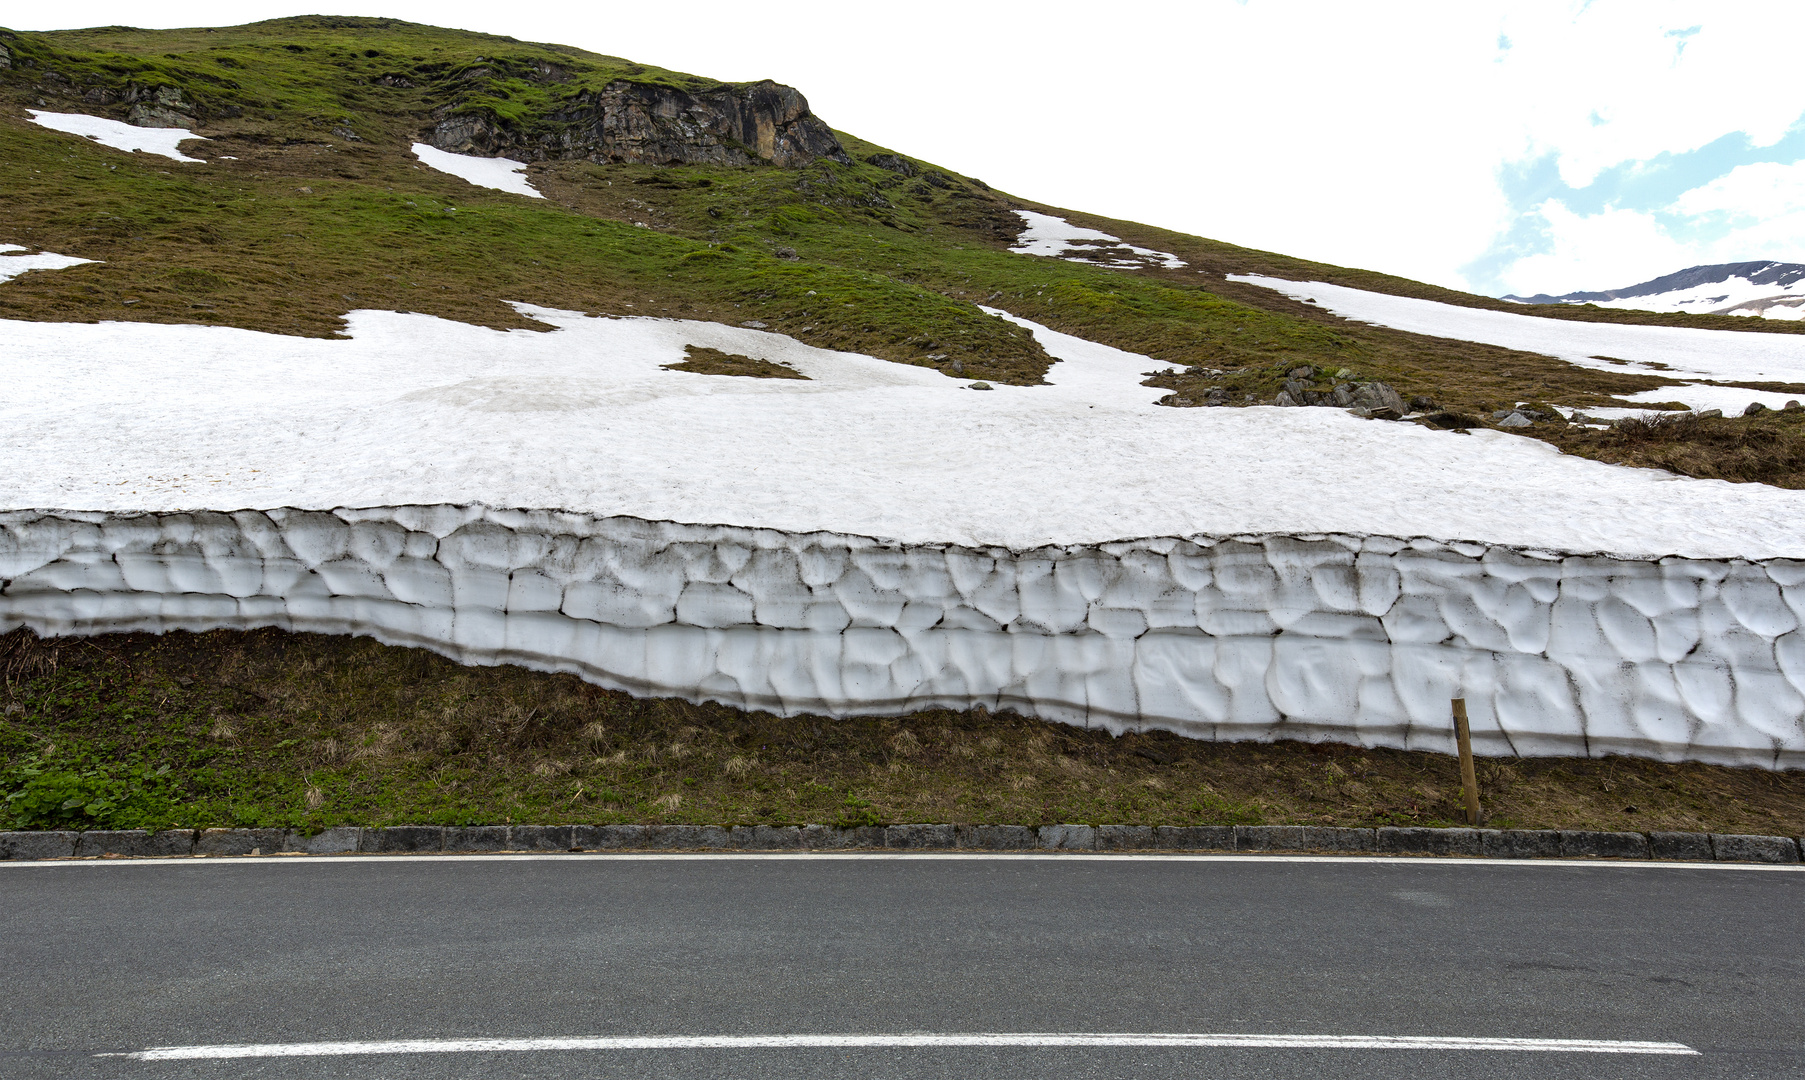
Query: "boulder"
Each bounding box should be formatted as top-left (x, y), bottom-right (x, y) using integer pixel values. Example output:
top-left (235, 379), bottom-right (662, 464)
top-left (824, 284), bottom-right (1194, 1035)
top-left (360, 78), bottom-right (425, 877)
top-left (1744, 402), bottom-right (1769, 416)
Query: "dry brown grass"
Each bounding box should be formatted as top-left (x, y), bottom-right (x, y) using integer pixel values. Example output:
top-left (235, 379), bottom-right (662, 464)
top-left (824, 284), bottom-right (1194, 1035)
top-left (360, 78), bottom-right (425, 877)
top-left (1544, 409), bottom-right (1805, 488)
top-left (662, 345), bottom-right (808, 380)
top-left (2, 627), bottom-right (1801, 834)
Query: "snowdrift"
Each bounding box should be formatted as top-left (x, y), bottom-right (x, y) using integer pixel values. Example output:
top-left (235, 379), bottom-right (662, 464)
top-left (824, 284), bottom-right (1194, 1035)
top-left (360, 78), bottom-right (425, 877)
top-left (4, 506), bottom-right (1802, 768)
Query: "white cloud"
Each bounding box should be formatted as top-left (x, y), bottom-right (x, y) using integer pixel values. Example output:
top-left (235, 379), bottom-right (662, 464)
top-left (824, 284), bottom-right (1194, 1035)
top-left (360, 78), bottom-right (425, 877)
top-left (1499, 201), bottom-right (1693, 294)
top-left (1673, 160), bottom-right (1805, 220)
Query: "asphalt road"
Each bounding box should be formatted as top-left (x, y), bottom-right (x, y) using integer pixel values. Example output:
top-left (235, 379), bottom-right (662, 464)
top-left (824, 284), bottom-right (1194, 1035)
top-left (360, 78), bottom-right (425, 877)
top-left (1, 853), bottom-right (1800, 1079)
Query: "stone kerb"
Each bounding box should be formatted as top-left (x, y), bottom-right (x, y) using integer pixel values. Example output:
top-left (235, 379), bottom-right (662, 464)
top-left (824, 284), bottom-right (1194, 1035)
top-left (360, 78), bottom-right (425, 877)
top-left (2, 825), bottom-right (1799, 863)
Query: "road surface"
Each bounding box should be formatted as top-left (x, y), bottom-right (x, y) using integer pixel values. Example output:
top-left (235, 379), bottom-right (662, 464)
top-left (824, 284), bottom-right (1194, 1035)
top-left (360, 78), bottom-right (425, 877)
top-left (1, 852), bottom-right (1799, 1078)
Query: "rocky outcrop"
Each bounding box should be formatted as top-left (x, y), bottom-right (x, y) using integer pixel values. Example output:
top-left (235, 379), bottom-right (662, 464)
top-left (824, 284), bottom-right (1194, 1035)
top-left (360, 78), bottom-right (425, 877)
top-left (431, 78), bottom-right (850, 168)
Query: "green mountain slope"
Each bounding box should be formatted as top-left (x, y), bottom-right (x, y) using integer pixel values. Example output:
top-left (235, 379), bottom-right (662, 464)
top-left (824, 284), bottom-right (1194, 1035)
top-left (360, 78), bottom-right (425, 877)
top-left (4, 15), bottom-right (1805, 485)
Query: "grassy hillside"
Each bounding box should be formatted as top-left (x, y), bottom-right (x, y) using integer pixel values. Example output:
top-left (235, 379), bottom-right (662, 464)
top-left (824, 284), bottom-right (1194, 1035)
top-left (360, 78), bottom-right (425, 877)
top-left (1, 15), bottom-right (1801, 480)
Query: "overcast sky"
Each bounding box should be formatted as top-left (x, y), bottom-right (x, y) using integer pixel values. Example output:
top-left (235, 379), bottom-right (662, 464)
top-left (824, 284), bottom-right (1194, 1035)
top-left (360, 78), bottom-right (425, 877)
top-left (13, 1), bottom-right (1805, 296)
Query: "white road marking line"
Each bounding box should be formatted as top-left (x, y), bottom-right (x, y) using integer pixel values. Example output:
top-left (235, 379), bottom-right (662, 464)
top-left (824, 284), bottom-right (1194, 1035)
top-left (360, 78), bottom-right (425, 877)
top-left (104, 1033), bottom-right (1701, 1060)
top-left (8, 852), bottom-right (1801, 871)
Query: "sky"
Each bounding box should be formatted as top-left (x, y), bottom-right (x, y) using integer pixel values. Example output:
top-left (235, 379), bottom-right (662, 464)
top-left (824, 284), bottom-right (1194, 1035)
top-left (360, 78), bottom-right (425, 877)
top-left (11, 1), bottom-right (1805, 297)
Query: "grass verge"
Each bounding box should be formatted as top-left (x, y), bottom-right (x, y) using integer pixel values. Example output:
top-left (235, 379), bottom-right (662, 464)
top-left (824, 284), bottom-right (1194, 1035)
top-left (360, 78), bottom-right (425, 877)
top-left (2, 628), bottom-right (1799, 837)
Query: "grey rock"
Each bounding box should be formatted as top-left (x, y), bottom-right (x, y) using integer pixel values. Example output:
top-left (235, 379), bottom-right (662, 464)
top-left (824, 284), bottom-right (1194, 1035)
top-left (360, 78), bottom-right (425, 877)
top-left (1153, 825), bottom-right (1235, 850)
top-left (1376, 827), bottom-right (1483, 856)
top-left (1330, 384), bottom-right (1355, 407)
top-left (1288, 366), bottom-right (1314, 380)
top-left (573, 824), bottom-right (647, 849)
top-left (957, 825), bottom-right (1039, 850)
top-left (1274, 391), bottom-right (1297, 407)
top-left (772, 248), bottom-right (797, 260)
top-left (865, 153), bottom-right (917, 177)
top-left (74, 829), bottom-right (195, 858)
top-left (444, 826), bottom-right (510, 852)
top-left (643, 825), bottom-right (730, 849)
top-left (1038, 824), bottom-right (1097, 851)
top-left (431, 78), bottom-right (850, 169)
top-left (967, 381), bottom-right (992, 391)
top-left (1711, 834), bottom-right (1801, 864)
top-left (1648, 831), bottom-right (1713, 862)
top-left (1696, 408), bottom-right (1723, 418)
top-left (508, 825), bottom-right (574, 851)
top-left (1785, 400), bottom-right (1802, 411)
top-left (731, 825), bottom-right (803, 850)
top-left (1283, 378), bottom-right (1312, 396)
top-left (361, 826), bottom-right (444, 853)
top-left (1350, 381), bottom-right (1407, 419)
top-left (885, 824), bottom-right (956, 849)
top-left (0, 831), bottom-right (79, 860)
top-left (1492, 409), bottom-right (1515, 420)
top-left (1497, 412), bottom-right (1533, 428)
top-left (740, 320), bottom-right (768, 329)
top-left (1744, 402), bottom-right (1768, 416)
top-left (1409, 396), bottom-right (1438, 412)
top-left (1096, 825), bottom-right (1155, 850)
top-left (0, 43), bottom-right (11, 71)
top-left (1480, 829), bottom-right (1562, 858)
top-left (282, 827), bottom-right (362, 855)
top-left (1237, 826), bottom-right (1373, 852)
top-left (195, 828), bottom-right (285, 857)
top-left (801, 830), bottom-right (884, 856)
top-left (1559, 830), bottom-right (1650, 859)
top-left (800, 825), bottom-right (884, 849)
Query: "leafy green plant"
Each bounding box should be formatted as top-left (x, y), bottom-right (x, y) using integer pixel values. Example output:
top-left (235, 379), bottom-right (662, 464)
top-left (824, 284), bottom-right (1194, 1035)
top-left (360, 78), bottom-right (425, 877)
top-left (0, 753), bottom-right (176, 829)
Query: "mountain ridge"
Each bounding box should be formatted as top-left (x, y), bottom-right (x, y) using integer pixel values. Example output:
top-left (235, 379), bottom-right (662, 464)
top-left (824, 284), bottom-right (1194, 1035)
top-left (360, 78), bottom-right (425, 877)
top-left (1504, 261), bottom-right (1805, 320)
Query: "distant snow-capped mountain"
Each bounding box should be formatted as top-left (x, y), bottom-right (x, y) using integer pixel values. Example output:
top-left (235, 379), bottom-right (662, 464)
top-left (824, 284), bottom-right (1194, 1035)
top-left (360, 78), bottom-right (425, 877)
top-left (1503, 261), bottom-right (1805, 320)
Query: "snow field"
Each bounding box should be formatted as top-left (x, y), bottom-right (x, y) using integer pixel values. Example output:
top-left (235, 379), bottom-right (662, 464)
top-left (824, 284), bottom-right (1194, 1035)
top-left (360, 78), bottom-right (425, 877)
top-left (26, 110), bottom-right (208, 162)
top-left (1010, 211), bottom-right (1186, 270)
top-left (5, 506), bottom-right (1802, 767)
top-left (0, 248), bottom-right (93, 283)
top-left (411, 143), bottom-right (544, 198)
top-left (7, 305), bottom-right (1805, 558)
top-left (1234, 274), bottom-right (1805, 413)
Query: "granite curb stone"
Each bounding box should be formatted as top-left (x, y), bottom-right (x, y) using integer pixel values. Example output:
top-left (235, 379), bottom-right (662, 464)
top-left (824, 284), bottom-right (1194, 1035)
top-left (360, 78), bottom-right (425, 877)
top-left (508, 825), bottom-right (574, 851)
top-left (360, 826), bottom-right (444, 853)
top-left (886, 824), bottom-right (957, 849)
top-left (1560, 830), bottom-right (1651, 860)
top-left (1154, 826), bottom-right (1235, 850)
top-left (1038, 824), bottom-right (1096, 850)
top-left (1649, 831), bottom-right (1714, 861)
top-left (196, 828), bottom-right (285, 856)
top-left (443, 826), bottom-right (510, 852)
top-left (732, 825), bottom-right (803, 850)
top-left (958, 824), bottom-right (1039, 850)
top-left (1237, 826), bottom-right (1375, 852)
top-left (1711, 833), bottom-right (1801, 864)
top-left (1480, 830), bottom-right (1562, 858)
top-left (73, 829), bottom-right (196, 858)
top-left (801, 824), bottom-right (885, 849)
top-left (0, 831), bottom-right (79, 860)
top-left (283, 827), bottom-right (362, 854)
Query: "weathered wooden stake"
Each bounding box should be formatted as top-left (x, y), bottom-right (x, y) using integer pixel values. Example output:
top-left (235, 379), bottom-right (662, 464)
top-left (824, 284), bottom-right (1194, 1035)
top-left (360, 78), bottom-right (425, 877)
top-left (1452, 697), bottom-right (1482, 826)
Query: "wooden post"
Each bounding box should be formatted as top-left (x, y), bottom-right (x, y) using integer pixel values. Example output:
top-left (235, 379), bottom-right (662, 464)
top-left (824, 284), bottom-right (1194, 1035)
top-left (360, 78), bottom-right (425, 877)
top-left (1452, 697), bottom-right (1482, 826)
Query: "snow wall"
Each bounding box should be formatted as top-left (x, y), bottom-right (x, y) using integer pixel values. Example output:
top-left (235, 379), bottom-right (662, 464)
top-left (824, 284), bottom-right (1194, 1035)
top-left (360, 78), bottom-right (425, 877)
top-left (4, 505), bottom-right (1803, 769)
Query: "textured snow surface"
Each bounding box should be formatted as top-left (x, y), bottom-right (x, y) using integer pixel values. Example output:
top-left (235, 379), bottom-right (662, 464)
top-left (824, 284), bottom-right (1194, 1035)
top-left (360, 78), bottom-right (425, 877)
top-left (0, 249), bottom-right (93, 283)
top-left (6, 507), bottom-right (1802, 767)
top-left (26, 110), bottom-right (207, 163)
top-left (411, 143), bottom-right (543, 198)
top-left (1011, 211), bottom-right (1185, 270)
top-left (1236, 274), bottom-right (1805, 410)
top-left (6, 305), bottom-right (1805, 558)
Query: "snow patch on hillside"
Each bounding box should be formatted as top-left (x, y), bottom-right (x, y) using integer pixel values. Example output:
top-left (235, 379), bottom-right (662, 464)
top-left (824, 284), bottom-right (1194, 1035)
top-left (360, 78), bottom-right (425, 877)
top-left (1011, 211), bottom-right (1185, 270)
top-left (411, 143), bottom-right (544, 198)
top-left (4, 307), bottom-right (1805, 558)
top-left (1236, 274), bottom-right (1805, 413)
top-left (0, 249), bottom-right (95, 283)
top-left (27, 110), bottom-right (207, 163)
